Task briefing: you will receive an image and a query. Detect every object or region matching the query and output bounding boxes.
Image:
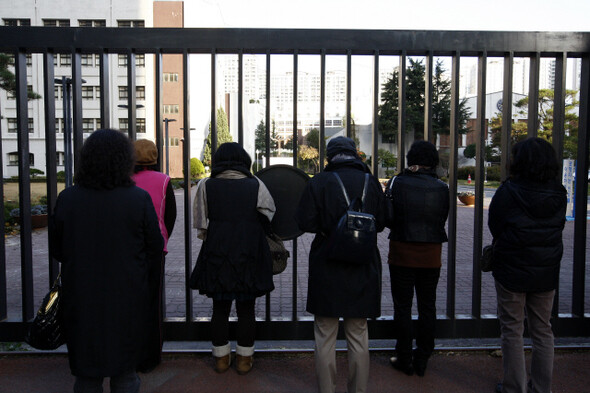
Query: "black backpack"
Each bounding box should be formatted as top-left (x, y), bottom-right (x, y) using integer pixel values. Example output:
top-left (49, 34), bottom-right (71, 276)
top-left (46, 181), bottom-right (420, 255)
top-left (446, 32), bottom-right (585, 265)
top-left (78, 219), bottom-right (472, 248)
top-left (326, 172), bottom-right (377, 264)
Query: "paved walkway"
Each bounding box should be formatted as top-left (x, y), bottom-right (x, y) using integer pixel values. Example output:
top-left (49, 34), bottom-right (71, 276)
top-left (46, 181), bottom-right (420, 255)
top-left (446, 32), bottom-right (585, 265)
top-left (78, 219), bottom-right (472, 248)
top-left (1, 347), bottom-right (589, 392)
top-left (3, 187), bottom-right (590, 321)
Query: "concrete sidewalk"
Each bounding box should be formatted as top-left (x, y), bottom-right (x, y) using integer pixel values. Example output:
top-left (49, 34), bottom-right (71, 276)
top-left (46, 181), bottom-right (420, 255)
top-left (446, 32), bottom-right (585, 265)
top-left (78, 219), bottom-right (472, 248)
top-left (1, 347), bottom-right (589, 392)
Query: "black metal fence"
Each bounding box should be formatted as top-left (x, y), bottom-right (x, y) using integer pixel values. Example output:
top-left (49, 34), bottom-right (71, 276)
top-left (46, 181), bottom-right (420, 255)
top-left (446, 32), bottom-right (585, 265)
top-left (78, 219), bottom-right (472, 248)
top-left (0, 27), bottom-right (588, 341)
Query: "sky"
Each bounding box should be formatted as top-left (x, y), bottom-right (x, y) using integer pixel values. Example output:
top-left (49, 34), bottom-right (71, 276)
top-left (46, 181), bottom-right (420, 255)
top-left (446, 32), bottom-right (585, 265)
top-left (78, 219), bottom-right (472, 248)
top-left (184, 0), bottom-right (590, 32)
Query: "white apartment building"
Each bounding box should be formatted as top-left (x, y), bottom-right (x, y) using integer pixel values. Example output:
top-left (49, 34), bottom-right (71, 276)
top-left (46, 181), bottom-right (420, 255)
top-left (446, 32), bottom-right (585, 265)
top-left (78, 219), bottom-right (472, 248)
top-left (0, 0), bottom-right (155, 178)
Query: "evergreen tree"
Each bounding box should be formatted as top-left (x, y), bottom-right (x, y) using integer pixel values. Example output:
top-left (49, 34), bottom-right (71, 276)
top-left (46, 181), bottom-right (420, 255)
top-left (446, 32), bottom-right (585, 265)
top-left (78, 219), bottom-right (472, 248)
top-left (203, 107), bottom-right (233, 167)
top-left (254, 120), bottom-right (266, 152)
top-left (378, 58), bottom-right (471, 143)
top-left (0, 53), bottom-right (41, 99)
top-left (489, 89), bottom-right (579, 159)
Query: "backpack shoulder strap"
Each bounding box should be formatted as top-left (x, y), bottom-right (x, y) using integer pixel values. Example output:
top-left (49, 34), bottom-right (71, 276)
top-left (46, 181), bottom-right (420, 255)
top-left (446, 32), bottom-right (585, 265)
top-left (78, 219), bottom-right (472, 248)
top-left (332, 172), bottom-right (350, 206)
top-left (361, 173), bottom-right (369, 204)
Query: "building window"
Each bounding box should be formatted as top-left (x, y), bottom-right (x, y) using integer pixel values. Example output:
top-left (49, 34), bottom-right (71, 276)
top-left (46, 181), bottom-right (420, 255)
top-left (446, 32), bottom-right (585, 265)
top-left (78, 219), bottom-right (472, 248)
top-left (55, 118), bottom-right (63, 133)
top-left (82, 118), bottom-right (94, 133)
top-left (7, 118), bottom-right (17, 133)
top-left (163, 105), bottom-right (179, 114)
top-left (136, 86), bottom-right (145, 100)
top-left (78, 19), bottom-right (106, 27)
top-left (118, 54), bottom-right (145, 67)
top-left (43, 19), bottom-right (70, 27)
top-left (118, 86), bottom-right (128, 100)
top-left (81, 54), bottom-right (94, 66)
top-left (164, 73), bottom-right (179, 82)
top-left (54, 86), bottom-right (61, 100)
top-left (3, 18), bottom-right (30, 26)
top-left (117, 20), bottom-right (144, 28)
top-left (82, 86), bottom-right (94, 100)
top-left (56, 152), bottom-right (65, 166)
top-left (137, 118), bottom-right (146, 133)
top-left (60, 54), bottom-right (71, 66)
top-left (118, 118), bottom-right (128, 131)
top-left (7, 152), bottom-right (34, 166)
top-left (169, 137), bottom-right (180, 147)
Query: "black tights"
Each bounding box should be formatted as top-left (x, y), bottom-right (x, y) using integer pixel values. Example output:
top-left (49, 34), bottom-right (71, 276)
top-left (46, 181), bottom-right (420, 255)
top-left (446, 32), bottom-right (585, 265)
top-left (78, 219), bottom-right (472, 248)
top-left (211, 299), bottom-right (256, 348)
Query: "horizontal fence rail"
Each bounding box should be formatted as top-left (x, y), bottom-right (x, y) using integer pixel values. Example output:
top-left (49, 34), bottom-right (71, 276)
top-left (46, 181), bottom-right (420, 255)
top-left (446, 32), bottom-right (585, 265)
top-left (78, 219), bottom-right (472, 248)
top-left (0, 27), bottom-right (588, 341)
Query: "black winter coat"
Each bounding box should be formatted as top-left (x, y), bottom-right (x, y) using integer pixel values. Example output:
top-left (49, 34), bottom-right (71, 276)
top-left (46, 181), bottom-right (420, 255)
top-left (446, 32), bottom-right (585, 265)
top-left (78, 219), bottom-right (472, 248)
top-left (386, 169), bottom-right (449, 243)
top-left (488, 178), bottom-right (567, 292)
top-left (191, 177), bottom-right (274, 299)
top-left (296, 160), bottom-right (386, 318)
top-left (50, 185), bottom-right (164, 377)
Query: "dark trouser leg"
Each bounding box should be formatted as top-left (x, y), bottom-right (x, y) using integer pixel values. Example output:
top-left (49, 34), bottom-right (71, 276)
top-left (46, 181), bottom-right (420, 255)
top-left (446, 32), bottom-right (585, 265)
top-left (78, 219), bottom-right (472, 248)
top-left (74, 376), bottom-right (104, 393)
top-left (138, 254), bottom-right (165, 372)
top-left (414, 267), bottom-right (440, 361)
top-left (389, 265), bottom-right (415, 362)
top-left (211, 299), bottom-right (232, 347)
top-left (110, 370), bottom-right (140, 393)
top-left (236, 299), bottom-right (256, 348)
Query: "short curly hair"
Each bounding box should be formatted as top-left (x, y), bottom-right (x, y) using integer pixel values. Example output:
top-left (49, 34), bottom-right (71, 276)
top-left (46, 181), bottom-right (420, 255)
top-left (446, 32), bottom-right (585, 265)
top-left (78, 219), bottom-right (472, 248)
top-left (74, 129), bottom-right (135, 190)
top-left (406, 140), bottom-right (439, 168)
top-left (509, 137), bottom-right (559, 183)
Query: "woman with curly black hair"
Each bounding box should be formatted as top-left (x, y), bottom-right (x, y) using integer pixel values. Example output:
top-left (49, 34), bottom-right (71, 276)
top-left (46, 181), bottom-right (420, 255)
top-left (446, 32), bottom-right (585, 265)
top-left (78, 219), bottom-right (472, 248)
top-left (50, 129), bottom-right (163, 393)
top-left (490, 137), bottom-right (566, 393)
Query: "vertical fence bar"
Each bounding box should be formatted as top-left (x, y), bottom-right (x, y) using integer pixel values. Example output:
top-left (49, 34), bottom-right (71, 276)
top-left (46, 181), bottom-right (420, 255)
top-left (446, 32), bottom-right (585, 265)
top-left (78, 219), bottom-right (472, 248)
top-left (551, 52), bottom-right (567, 318)
top-left (238, 49), bottom-right (244, 146)
top-left (0, 88), bottom-right (5, 320)
top-left (372, 50), bottom-right (380, 176)
top-left (155, 52), bottom-right (164, 171)
top-left (320, 49), bottom-right (326, 171)
top-left (99, 52), bottom-right (110, 129)
top-left (397, 51), bottom-right (407, 170)
top-left (126, 51), bottom-right (137, 141)
top-left (16, 50), bottom-right (34, 321)
top-left (446, 51), bottom-right (461, 320)
top-left (265, 50), bottom-right (271, 321)
top-left (472, 52), bottom-right (487, 319)
top-left (501, 52), bottom-right (514, 182)
top-left (424, 51), bottom-right (433, 144)
top-left (346, 50), bottom-right (352, 138)
top-left (43, 51), bottom-right (59, 284)
top-left (71, 50), bottom-right (83, 161)
top-left (292, 51), bottom-right (299, 320)
top-left (211, 49), bottom-right (217, 155)
top-left (527, 53), bottom-right (540, 137)
top-left (182, 50), bottom-right (193, 322)
top-left (572, 54), bottom-right (589, 317)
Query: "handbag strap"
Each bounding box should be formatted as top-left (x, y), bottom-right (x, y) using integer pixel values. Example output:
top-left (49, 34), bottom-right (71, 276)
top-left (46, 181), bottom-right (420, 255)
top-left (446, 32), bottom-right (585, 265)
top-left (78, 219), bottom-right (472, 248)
top-left (333, 172), bottom-right (370, 209)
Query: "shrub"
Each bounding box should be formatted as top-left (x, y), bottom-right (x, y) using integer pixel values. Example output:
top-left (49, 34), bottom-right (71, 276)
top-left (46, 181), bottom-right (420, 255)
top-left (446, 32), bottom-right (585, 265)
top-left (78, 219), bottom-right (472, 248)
top-left (486, 165), bottom-right (501, 182)
top-left (190, 158), bottom-right (205, 179)
top-left (458, 166), bottom-right (475, 180)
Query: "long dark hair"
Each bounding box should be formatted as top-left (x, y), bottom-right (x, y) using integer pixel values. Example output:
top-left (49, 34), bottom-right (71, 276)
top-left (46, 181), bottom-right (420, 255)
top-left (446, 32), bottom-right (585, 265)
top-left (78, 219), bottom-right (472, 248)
top-left (74, 129), bottom-right (135, 190)
top-left (509, 137), bottom-right (559, 183)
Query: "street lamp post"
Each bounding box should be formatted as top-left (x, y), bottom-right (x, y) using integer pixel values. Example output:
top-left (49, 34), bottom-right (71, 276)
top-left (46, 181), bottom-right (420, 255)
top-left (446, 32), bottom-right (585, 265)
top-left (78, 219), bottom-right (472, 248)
top-left (55, 76), bottom-right (86, 188)
top-left (255, 149), bottom-right (260, 171)
top-left (163, 118), bottom-right (176, 176)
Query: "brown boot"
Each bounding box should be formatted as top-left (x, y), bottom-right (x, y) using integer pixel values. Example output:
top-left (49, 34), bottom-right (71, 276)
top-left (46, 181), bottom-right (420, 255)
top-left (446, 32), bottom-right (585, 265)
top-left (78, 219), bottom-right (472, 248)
top-left (212, 343), bottom-right (231, 373)
top-left (236, 354), bottom-right (253, 375)
top-left (214, 354), bottom-right (231, 373)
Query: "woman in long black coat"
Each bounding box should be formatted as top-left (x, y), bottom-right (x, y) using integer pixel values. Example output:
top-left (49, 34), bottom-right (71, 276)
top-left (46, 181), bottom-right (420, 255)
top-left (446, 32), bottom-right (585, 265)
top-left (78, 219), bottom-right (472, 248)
top-left (50, 129), bottom-right (164, 393)
top-left (296, 136), bottom-right (386, 393)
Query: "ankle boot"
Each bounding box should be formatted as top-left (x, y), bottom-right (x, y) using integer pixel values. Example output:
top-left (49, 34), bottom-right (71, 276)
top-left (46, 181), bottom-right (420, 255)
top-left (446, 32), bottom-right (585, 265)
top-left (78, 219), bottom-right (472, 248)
top-left (212, 343), bottom-right (232, 373)
top-left (236, 345), bottom-right (254, 375)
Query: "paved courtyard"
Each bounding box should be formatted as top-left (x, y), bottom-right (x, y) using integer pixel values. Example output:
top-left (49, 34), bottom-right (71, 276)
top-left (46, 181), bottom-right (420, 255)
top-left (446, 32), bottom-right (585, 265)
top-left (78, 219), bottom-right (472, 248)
top-left (4, 187), bottom-right (590, 322)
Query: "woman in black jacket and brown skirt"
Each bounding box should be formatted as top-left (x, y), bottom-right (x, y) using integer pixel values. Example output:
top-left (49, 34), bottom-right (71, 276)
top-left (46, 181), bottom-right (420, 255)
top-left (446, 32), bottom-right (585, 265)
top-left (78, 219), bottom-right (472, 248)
top-left (489, 137), bottom-right (566, 393)
top-left (190, 142), bottom-right (275, 375)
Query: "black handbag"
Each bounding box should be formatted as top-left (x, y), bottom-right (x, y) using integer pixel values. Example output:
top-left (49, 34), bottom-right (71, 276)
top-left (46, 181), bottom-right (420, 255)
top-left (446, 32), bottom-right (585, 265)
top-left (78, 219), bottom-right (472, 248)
top-left (25, 273), bottom-right (65, 350)
top-left (480, 244), bottom-right (495, 272)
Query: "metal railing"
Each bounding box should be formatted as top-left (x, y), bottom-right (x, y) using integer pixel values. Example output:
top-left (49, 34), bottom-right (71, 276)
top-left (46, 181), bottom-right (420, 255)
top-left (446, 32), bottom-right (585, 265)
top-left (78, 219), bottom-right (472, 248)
top-left (0, 27), bottom-right (588, 341)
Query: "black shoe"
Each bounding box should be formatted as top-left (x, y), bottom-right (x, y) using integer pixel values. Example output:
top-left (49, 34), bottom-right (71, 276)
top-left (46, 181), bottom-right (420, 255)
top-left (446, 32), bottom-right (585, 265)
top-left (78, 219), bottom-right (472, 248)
top-left (412, 357), bottom-right (427, 377)
top-left (495, 382), bottom-right (503, 393)
top-left (389, 356), bottom-right (414, 376)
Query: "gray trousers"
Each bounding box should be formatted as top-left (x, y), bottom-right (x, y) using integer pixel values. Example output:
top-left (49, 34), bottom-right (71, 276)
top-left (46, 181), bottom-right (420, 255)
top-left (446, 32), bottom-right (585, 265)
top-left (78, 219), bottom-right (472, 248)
top-left (314, 316), bottom-right (370, 393)
top-left (495, 281), bottom-right (555, 393)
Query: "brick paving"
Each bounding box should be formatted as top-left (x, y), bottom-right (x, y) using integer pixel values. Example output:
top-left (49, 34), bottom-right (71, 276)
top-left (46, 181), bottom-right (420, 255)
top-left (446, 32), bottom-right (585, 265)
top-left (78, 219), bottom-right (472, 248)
top-left (3, 188), bottom-right (589, 322)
